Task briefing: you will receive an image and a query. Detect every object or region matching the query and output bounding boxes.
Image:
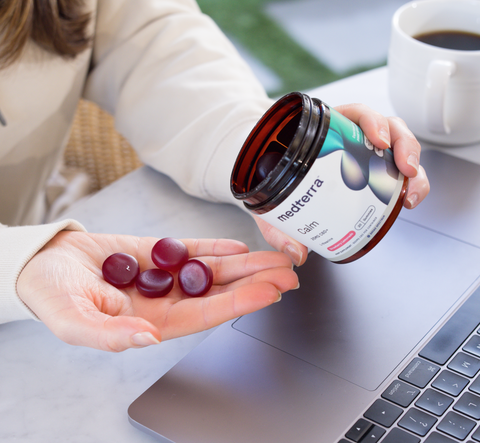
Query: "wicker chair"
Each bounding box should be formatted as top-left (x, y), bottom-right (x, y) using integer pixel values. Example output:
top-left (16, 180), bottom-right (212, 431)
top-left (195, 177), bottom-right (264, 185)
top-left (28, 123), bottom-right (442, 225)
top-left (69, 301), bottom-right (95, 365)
top-left (64, 99), bottom-right (143, 193)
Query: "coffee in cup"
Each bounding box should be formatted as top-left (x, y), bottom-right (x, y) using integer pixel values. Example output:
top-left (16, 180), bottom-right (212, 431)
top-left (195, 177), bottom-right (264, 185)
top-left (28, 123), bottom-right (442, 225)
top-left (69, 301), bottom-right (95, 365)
top-left (414, 30), bottom-right (480, 51)
top-left (388, 0), bottom-right (480, 146)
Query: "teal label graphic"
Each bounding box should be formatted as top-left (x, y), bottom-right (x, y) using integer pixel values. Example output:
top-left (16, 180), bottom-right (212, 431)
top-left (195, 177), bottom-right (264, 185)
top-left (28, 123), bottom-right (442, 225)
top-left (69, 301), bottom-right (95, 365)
top-left (320, 109), bottom-right (400, 206)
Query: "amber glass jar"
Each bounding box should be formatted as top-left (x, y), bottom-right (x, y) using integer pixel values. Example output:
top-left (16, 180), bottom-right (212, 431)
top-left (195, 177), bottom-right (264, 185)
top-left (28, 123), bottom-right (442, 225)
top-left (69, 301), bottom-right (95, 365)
top-left (231, 92), bottom-right (408, 263)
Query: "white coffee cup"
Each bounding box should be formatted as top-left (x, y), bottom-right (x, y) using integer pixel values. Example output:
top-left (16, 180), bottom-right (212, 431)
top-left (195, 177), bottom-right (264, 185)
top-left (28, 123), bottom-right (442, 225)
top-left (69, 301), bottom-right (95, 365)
top-left (388, 0), bottom-right (480, 146)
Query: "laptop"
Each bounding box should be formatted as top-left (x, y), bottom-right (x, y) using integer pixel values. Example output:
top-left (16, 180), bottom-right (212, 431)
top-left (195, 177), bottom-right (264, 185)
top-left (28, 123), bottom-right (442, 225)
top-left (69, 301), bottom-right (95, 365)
top-left (128, 149), bottom-right (480, 443)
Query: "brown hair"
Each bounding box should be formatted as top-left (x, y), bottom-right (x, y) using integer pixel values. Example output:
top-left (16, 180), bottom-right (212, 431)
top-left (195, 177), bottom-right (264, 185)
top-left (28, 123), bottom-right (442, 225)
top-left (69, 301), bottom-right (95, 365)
top-left (0, 0), bottom-right (91, 66)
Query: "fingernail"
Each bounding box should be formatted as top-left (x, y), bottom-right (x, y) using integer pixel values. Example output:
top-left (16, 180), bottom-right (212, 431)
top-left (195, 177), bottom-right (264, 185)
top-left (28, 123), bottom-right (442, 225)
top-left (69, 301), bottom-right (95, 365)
top-left (274, 291), bottom-right (282, 303)
top-left (131, 332), bottom-right (161, 347)
top-left (294, 282), bottom-right (300, 290)
top-left (379, 129), bottom-right (391, 148)
top-left (285, 244), bottom-right (302, 266)
top-left (407, 153), bottom-right (419, 173)
top-left (406, 193), bottom-right (419, 209)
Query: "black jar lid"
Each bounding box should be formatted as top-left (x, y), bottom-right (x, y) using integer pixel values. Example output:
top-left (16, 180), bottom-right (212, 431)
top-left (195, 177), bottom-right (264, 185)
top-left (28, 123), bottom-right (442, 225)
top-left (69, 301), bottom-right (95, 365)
top-left (231, 92), bottom-right (329, 213)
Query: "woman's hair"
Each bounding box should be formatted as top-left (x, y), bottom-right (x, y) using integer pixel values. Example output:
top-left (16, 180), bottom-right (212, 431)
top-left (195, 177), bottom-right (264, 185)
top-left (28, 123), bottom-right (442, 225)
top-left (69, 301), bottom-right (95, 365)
top-left (0, 0), bottom-right (91, 66)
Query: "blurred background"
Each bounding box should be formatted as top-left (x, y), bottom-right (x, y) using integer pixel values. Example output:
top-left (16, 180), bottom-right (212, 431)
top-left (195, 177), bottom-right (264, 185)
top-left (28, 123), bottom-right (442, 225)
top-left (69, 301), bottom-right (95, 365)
top-left (197, 0), bottom-right (410, 97)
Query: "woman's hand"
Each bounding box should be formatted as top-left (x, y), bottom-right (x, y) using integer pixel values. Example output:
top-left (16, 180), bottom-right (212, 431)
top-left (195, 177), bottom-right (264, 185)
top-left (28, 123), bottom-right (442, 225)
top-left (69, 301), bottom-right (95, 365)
top-left (335, 103), bottom-right (430, 209)
top-left (255, 103), bottom-right (430, 267)
top-left (17, 231), bottom-right (298, 352)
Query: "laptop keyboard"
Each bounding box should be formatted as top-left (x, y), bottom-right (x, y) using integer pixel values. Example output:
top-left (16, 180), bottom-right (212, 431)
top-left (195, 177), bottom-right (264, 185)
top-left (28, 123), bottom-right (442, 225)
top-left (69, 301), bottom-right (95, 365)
top-left (339, 286), bottom-right (480, 443)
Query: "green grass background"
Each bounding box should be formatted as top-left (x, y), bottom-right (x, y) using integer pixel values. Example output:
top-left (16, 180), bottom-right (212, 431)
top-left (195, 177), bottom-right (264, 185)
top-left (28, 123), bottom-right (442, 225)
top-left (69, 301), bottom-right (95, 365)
top-left (197, 0), bottom-right (384, 97)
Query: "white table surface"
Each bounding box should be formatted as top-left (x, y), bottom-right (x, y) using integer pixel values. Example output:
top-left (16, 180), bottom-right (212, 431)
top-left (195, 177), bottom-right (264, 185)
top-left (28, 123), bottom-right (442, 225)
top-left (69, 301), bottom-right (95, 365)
top-left (2, 66), bottom-right (480, 442)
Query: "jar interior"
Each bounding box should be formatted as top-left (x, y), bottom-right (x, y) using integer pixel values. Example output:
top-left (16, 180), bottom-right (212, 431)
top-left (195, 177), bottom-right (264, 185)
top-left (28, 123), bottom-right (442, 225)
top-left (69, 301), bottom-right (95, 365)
top-left (231, 98), bottom-right (302, 196)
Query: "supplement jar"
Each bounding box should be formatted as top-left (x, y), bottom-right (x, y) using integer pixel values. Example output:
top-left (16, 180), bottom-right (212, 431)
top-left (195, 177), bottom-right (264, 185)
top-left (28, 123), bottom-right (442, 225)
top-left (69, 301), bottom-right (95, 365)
top-left (230, 92), bottom-right (408, 263)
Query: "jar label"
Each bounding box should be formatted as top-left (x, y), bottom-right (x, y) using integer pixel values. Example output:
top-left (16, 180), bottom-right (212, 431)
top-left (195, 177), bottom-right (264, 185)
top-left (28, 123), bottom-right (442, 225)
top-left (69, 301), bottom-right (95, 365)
top-left (257, 108), bottom-right (405, 262)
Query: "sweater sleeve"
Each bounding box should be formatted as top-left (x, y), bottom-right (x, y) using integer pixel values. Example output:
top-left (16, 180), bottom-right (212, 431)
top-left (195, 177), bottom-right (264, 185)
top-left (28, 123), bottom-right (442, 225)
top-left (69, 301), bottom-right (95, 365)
top-left (84, 0), bottom-right (273, 206)
top-left (0, 219), bottom-right (87, 323)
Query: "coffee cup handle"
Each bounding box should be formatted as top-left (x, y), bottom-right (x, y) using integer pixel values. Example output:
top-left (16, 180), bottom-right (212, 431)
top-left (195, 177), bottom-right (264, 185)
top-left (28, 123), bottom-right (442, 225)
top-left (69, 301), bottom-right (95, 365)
top-left (426, 60), bottom-right (456, 134)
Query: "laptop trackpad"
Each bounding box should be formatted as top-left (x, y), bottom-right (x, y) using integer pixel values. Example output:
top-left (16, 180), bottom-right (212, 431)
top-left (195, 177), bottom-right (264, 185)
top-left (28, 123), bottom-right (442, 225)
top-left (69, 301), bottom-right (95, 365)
top-left (233, 219), bottom-right (480, 391)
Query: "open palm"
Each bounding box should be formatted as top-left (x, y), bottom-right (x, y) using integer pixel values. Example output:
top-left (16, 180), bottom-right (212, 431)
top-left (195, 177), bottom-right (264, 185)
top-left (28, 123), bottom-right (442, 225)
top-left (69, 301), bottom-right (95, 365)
top-left (17, 231), bottom-right (298, 352)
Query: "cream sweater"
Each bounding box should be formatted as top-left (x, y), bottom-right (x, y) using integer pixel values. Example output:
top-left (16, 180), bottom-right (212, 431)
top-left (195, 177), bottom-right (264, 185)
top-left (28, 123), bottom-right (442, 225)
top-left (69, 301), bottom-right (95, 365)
top-left (0, 0), bottom-right (273, 323)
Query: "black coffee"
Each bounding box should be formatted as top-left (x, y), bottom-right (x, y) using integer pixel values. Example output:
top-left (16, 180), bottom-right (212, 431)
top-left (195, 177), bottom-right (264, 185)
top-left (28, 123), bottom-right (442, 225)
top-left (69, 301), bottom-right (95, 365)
top-left (414, 30), bottom-right (480, 51)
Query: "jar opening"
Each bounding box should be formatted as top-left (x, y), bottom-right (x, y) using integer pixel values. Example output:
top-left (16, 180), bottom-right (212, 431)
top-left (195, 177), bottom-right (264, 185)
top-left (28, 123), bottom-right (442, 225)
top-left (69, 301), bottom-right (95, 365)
top-left (231, 92), bottom-right (323, 210)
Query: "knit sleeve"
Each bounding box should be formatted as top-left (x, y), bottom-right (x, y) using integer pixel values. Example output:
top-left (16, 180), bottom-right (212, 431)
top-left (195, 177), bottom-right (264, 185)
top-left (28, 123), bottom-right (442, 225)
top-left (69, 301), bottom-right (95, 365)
top-left (0, 219), bottom-right (86, 323)
top-left (84, 0), bottom-right (273, 207)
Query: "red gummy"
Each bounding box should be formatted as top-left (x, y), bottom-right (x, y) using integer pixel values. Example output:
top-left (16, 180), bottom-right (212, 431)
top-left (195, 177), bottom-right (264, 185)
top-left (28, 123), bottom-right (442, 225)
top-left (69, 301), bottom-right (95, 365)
top-left (255, 152), bottom-right (283, 182)
top-left (102, 252), bottom-right (140, 289)
top-left (178, 259), bottom-right (213, 297)
top-left (151, 237), bottom-right (189, 272)
top-left (136, 269), bottom-right (174, 298)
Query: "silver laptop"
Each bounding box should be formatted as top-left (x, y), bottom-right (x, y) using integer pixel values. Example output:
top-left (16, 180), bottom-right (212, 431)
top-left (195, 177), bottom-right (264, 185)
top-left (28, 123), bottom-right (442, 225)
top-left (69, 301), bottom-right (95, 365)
top-left (128, 149), bottom-right (480, 443)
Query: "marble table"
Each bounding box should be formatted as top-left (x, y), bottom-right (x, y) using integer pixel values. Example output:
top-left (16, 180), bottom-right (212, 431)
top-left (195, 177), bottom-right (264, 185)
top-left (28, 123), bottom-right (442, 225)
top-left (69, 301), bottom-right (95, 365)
top-left (2, 67), bottom-right (479, 442)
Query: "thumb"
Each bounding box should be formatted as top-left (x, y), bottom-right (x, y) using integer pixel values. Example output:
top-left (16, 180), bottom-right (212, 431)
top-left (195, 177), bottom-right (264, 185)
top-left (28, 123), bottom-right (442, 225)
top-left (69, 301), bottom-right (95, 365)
top-left (253, 215), bottom-right (308, 266)
top-left (48, 312), bottom-right (162, 352)
top-left (102, 315), bottom-right (162, 351)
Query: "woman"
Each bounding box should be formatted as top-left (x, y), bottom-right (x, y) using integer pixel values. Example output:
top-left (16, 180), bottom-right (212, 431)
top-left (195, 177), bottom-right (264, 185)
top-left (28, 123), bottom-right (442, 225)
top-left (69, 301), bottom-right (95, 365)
top-left (0, 0), bottom-right (429, 351)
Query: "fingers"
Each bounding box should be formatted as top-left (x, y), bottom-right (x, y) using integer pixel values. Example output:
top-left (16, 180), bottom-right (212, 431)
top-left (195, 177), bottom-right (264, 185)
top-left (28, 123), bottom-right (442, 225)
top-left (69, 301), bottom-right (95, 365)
top-left (102, 315), bottom-right (162, 351)
top-left (205, 250), bottom-right (294, 286)
top-left (386, 116), bottom-right (429, 208)
top-left (404, 165), bottom-right (430, 209)
top-left (253, 215), bottom-right (308, 267)
top-left (335, 104), bottom-right (430, 208)
top-left (335, 105), bottom-right (423, 177)
top-left (181, 238), bottom-right (249, 258)
top-left (48, 308), bottom-right (162, 352)
top-left (129, 248), bottom-right (298, 342)
top-left (159, 282), bottom-right (283, 341)
top-left (210, 265), bottom-right (299, 296)
top-left (335, 103), bottom-right (392, 149)
top-left (387, 116), bottom-right (422, 178)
